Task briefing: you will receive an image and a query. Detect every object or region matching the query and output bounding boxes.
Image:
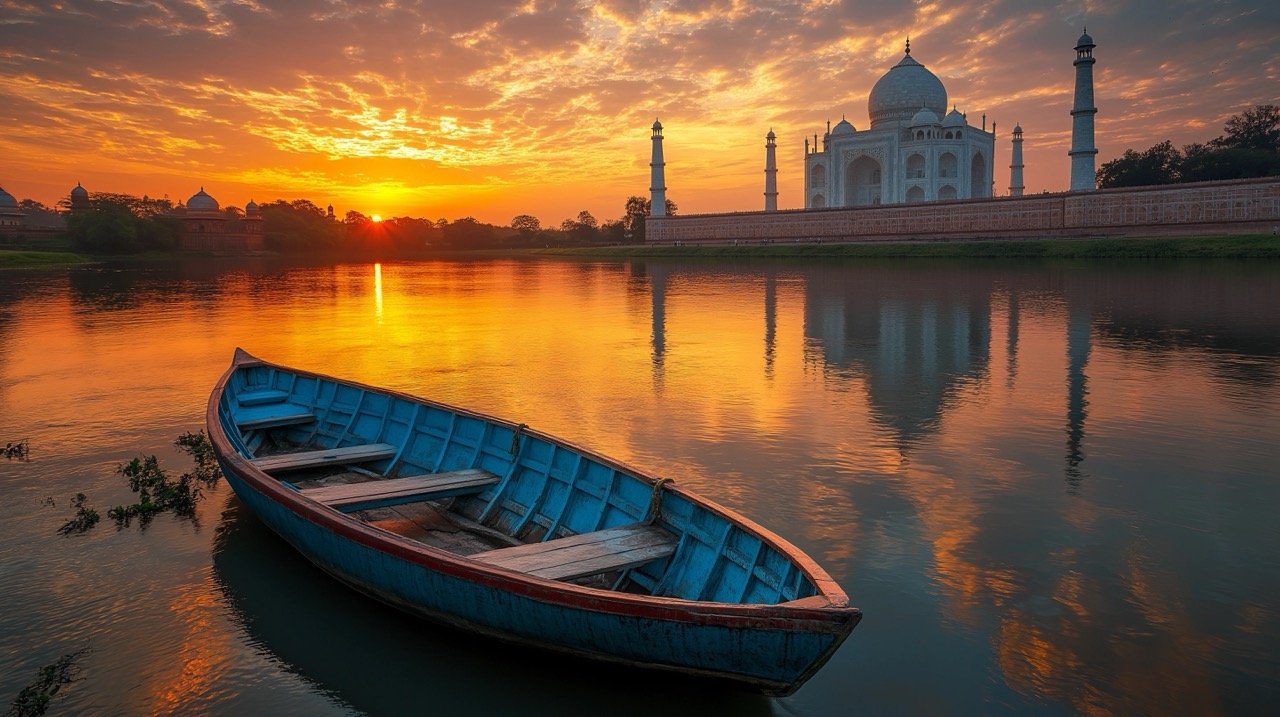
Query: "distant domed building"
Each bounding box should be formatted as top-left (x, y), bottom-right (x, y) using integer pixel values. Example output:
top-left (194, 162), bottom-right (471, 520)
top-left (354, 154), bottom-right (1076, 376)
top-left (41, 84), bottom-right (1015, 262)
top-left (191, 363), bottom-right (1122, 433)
top-left (0, 185), bottom-right (24, 233)
top-left (176, 187), bottom-right (264, 253)
top-left (69, 182), bottom-right (90, 211)
top-left (804, 40), bottom-right (996, 207)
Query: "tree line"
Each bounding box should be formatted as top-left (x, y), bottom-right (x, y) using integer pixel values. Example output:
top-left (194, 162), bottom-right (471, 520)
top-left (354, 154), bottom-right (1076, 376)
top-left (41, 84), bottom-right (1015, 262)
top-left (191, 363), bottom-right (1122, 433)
top-left (43, 192), bottom-right (677, 254)
top-left (1097, 104), bottom-right (1280, 189)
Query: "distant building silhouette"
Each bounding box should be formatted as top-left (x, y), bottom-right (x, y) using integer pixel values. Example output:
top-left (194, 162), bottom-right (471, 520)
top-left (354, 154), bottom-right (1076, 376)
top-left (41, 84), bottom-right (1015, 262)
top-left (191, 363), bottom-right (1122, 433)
top-left (176, 187), bottom-right (264, 252)
top-left (0, 186), bottom-right (23, 233)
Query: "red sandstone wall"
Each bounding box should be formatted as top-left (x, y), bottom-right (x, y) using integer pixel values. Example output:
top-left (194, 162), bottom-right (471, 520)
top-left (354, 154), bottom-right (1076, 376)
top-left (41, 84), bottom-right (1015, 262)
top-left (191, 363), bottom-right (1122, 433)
top-left (647, 177), bottom-right (1280, 244)
top-left (181, 233), bottom-right (264, 253)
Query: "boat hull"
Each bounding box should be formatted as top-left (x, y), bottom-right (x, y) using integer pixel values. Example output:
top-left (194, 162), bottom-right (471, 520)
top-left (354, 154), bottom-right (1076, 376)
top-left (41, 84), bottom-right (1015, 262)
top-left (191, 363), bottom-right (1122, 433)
top-left (209, 351), bottom-right (859, 695)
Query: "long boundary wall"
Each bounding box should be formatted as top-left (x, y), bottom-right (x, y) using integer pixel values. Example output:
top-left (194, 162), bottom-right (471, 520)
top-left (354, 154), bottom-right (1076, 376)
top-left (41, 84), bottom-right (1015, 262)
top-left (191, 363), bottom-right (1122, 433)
top-left (646, 176), bottom-right (1280, 244)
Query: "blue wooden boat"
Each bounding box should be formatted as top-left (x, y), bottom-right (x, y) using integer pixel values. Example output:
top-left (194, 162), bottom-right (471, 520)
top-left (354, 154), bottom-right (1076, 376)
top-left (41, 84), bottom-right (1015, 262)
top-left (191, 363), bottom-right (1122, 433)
top-left (207, 349), bottom-right (860, 695)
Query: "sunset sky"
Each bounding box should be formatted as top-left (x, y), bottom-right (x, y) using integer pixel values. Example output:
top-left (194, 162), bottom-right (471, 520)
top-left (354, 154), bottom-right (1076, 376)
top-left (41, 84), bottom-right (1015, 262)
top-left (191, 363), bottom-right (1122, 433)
top-left (1, 0), bottom-right (1277, 226)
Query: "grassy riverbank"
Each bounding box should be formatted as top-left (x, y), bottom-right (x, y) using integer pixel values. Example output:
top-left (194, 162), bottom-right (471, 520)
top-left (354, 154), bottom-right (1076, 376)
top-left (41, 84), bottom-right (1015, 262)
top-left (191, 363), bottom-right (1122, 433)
top-left (0, 250), bottom-right (92, 269)
top-left (531, 234), bottom-right (1280, 259)
top-left (3, 234), bottom-right (1278, 267)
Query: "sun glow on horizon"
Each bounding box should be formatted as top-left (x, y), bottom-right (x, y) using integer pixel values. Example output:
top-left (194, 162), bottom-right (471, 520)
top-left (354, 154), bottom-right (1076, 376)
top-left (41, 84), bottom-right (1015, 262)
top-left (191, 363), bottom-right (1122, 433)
top-left (371, 214), bottom-right (382, 222)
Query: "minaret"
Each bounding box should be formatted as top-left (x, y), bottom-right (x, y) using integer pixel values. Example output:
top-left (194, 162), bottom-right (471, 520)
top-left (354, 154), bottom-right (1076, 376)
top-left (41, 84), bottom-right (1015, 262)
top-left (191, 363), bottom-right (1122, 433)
top-left (650, 119), bottom-right (667, 217)
top-left (1069, 29), bottom-right (1098, 191)
top-left (764, 129), bottom-right (778, 212)
top-left (1010, 124), bottom-right (1025, 196)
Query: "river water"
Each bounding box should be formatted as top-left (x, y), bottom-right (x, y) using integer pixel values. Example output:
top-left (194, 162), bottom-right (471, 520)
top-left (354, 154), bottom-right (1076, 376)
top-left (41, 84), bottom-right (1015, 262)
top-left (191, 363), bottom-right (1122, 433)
top-left (1, 257), bottom-right (1277, 715)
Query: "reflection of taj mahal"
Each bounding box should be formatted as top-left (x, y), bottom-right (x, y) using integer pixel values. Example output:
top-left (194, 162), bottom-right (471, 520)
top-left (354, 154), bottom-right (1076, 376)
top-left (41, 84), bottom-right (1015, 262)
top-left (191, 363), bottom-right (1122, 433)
top-left (803, 40), bottom-right (995, 208)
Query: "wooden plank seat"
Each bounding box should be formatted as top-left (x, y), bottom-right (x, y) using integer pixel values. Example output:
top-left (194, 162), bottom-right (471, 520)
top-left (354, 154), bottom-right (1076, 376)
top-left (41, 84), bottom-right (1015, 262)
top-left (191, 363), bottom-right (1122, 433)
top-left (252, 443), bottom-right (396, 474)
top-left (300, 468), bottom-right (501, 512)
top-left (471, 523), bottom-right (678, 582)
top-left (235, 402), bottom-right (316, 431)
top-left (238, 389), bottom-right (291, 406)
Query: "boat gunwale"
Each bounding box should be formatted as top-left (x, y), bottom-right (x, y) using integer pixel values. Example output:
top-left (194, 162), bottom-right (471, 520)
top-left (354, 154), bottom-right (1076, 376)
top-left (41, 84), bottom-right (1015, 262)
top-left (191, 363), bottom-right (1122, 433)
top-left (207, 348), bottom-right (859, 632)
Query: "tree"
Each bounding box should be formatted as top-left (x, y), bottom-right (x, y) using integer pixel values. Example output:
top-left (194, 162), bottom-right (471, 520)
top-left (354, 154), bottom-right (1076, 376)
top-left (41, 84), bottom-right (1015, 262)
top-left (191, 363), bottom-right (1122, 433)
top-left (620, 196), bottom-right (678, 242)
top-left (1181, 145), bottom-right (1280, 183)
top-left (1096, 140), bottom-right (1182, 189)
top-left (259, 199), bottom-right (345, 250)
top-left (575, 210), bottom-right (597, 230)
top-left (66, 199), bottom-right (139, 253)
top-left (1212, 104), bottom-right (1280, 153)
top-left (344, 210), bottom-right (370, 226)
top-left (511, 214), bottom-right (541, 234)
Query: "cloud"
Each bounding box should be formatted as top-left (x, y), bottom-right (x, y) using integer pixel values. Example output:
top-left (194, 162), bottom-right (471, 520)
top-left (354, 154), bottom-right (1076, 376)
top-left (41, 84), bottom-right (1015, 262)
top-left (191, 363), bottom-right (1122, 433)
top-left (0, 0), bottom-right (1276, 222)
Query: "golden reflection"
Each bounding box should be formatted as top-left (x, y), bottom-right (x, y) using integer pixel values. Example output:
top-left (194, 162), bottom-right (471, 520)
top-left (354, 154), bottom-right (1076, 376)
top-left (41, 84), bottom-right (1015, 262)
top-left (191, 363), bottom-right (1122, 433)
top-left (4, 260), bottom-right (1276, 714)
top-left (148, 578), bottom-right (232, 715)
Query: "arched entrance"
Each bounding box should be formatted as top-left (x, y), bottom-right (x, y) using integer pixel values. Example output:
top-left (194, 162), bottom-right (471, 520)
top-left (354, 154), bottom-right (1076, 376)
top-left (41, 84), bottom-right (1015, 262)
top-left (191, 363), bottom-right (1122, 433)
top-left (906, 186), bottom-right (925, 203)
top-left (810, 163), bottom-right (826, 188)
top-left (938, 185), bottom-right (957, 200)
top-left (844, 156), bottom-right (882, 206)
top-left (970, 152), bottom-right (987, 198)
top-left (939, 152), bottom-right (957, 179)
top-left (812, 194), bottom-right (827, 208)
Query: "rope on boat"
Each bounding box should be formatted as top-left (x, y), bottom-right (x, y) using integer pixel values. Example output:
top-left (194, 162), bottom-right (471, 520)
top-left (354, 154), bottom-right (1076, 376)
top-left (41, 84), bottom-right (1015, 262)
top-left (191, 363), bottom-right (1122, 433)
top-left (510, 423), bottom-right (527, 455)
top-left (646, 477), bottom-right (673, 524)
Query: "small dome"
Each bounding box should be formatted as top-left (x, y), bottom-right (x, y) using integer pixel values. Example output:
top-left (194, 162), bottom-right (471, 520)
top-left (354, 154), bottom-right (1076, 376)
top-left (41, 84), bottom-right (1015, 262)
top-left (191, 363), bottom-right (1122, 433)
top-left (652, 119), bottom-right (663, 130)
top-left (0, 186), bottom-right (17, 210)
top-left (868, 51), bottom-right (947, 129)
top-left (942, 108), bottom-right (966, 127)
top-left (187, 187), bottom-right (219, 211)
top-left (70, 183), bottom-right (88, 199)
top-left (766, 128), bottom-right (776, 140)
top-left (831, 117), bottom-right (856, 136)
top-left (1076, 30), bottom-right (1094, 48)
top-left (245, 199), bottom-right (259, 215)
top-left (1013, 123), bottom-right (1023, 134)
top-left (910, 107), bottom-right (940, 126)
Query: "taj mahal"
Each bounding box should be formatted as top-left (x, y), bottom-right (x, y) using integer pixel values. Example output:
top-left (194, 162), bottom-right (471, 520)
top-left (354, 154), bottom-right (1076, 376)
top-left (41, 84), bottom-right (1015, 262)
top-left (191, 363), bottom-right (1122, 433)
top-left (650, 31), bottom-right (1101, 216)
top-left (802, 39), bottom-right (997, 207)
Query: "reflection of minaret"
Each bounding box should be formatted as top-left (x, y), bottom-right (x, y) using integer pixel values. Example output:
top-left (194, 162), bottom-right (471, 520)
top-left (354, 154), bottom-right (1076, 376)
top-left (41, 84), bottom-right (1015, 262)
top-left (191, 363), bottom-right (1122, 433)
top-left (650, 264), bottom-right (668, 376)
top-left (764, 272), bottom-right (777, 376)
top-left (1007, 289), bottom-right (1020, 386)
top-left (1065, 297), bottom-right (1091, 492)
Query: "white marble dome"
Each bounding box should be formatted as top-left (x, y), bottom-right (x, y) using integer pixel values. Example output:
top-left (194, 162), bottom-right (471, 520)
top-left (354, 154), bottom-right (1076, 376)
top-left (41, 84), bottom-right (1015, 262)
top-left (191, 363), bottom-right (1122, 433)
top-left (831, 117), bottom-right (856, 135)
top-left (942, 108), bottom-right (966, 127)
top-left (187, 187), bottom-right (219, 212)
top-left (868, 53), bottom-right (947, 129)
top-left (911, 107), bottom-right (940, 126)
top-left (0, 186), bottom-right (17, 210)
top-left (70, 183), bottom-right (88, 200)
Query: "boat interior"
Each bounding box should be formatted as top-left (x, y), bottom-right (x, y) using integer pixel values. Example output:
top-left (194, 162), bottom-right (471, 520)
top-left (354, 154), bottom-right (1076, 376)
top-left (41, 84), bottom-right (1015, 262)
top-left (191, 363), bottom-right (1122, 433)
top-left (219, 363), bottom-right (821, 605)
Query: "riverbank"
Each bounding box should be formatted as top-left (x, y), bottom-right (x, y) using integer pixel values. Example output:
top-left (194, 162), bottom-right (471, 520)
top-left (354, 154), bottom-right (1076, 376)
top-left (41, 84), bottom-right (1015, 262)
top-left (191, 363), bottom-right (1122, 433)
top-left (0, 250), bottom-right (92, 269)
top-left (530, 234), bottom-right (1280, 259)
top-left (3, 234), bottom-right (1278, 268)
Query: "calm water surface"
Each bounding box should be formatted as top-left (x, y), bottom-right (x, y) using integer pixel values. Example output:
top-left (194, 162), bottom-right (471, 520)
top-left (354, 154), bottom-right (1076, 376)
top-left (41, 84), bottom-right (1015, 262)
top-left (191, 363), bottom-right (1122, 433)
top-left (1, 257), bottom-right (1278, 715)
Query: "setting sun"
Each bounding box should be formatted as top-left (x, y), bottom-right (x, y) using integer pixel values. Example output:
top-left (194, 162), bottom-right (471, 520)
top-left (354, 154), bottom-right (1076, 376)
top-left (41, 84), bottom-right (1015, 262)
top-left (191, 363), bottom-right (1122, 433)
top-left (371, 214), bottom-right (382, 223)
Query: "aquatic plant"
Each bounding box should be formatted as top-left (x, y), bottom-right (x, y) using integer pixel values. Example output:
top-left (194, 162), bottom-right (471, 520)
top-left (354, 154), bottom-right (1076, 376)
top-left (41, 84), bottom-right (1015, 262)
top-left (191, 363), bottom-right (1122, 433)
top-left (56, 494), bottom-right (100, 535)
top-left (3, 647), bottom-right (88, 717)
top-left (107, 431), bottom-right (222, 528)
top-left (3, 438), bottom-right (29, 461)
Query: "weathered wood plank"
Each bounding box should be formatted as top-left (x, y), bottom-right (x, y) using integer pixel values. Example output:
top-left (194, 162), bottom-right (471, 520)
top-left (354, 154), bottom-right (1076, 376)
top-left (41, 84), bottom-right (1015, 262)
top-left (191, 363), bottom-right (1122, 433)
top-left (251, 443), bottom-right (396, 473)
top-left (301, 468), bottom-right (500, 511)
top-left (471, 524), bottom-right (677, 581)
top-left (238, 389), bottom-right (290, 406)
top-left (235, 403), bottom-right (316, 431)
